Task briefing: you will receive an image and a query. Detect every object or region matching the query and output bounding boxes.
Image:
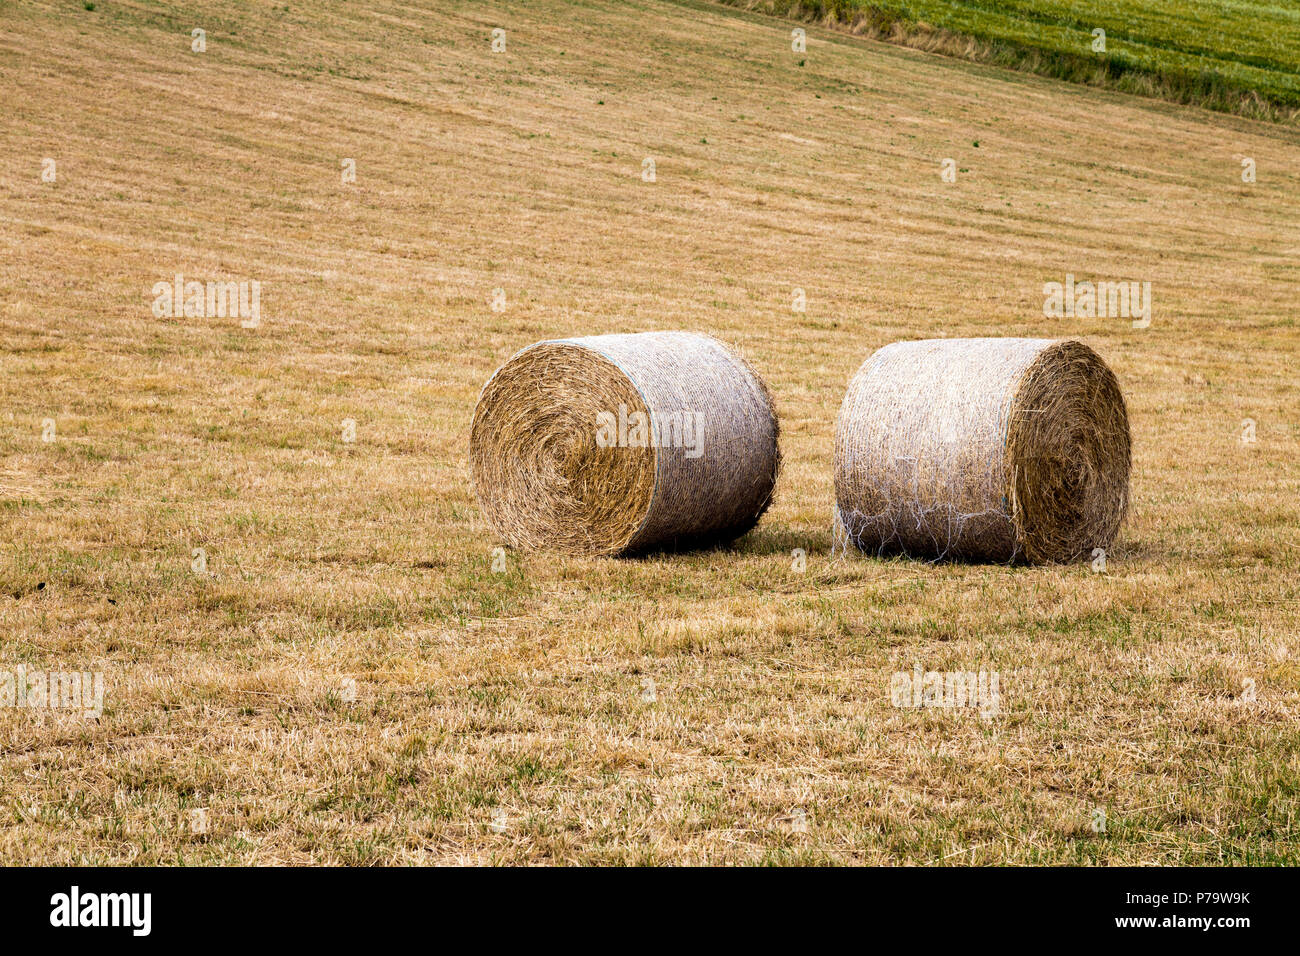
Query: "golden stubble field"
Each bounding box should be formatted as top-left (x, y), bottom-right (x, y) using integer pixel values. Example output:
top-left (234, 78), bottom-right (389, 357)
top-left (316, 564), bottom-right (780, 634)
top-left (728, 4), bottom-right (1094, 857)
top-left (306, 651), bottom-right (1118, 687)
top-left (1, 0), bottom-right (1298, 864)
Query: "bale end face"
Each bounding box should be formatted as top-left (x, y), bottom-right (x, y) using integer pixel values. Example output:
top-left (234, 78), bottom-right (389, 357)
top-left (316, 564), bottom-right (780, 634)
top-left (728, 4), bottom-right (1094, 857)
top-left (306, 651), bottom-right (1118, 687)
top-left (1007, 339), bottom-right (1130, 563)
top-left (470, 342), bottom-right (656, 556)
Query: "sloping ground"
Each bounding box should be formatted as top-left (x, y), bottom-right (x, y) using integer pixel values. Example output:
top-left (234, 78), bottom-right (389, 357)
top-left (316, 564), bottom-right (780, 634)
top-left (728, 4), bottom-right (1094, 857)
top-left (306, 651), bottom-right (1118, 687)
top-left (1, 0), bottom-right (1298, 863)
top-left (729, 0), bottom-right (1300, 120)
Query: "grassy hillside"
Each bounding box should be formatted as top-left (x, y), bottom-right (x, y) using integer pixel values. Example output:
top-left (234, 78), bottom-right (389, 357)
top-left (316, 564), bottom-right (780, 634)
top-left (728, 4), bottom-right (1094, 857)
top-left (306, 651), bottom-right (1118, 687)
top-left (1, 0), bottom-right (1299, 863)
top-left (728, 0), bottom-right (1300, 120)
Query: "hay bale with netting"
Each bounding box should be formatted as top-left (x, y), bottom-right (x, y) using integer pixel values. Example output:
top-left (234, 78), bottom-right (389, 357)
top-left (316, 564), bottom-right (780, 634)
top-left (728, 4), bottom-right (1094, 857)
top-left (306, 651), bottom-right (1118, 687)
top-left (834, 337), bottom-right (1130, 563)
top-left (470, 331), bottom-right (780, 556)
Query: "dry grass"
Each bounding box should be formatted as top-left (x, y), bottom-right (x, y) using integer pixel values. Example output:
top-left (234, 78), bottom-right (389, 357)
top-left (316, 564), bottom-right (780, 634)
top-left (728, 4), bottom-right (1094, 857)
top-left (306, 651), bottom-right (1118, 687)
top-left (1, 0), bottom-right (1298, 864)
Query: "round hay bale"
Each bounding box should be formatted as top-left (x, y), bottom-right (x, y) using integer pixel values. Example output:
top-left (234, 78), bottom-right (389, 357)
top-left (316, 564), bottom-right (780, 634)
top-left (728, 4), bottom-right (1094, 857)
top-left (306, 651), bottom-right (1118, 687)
top-left (470, 331), bottom-right (780, 556)
top-left (834, 338), bottom-right (1130, 563)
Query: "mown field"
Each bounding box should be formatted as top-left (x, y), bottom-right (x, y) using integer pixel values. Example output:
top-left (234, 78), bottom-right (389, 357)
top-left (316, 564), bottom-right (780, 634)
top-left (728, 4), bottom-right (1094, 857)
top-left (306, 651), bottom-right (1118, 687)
top-left (1, 0), bottom-right (1298, 864)
top-left (733, 0), bottom-right (1300, 118)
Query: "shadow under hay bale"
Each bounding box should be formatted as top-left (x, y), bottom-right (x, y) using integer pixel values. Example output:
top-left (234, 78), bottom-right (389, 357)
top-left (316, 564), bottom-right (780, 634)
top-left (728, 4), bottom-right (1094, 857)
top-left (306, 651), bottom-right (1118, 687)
top-left (834, 338), bottom-right (1130, 564)
top-left (470, 332), bottom-right (780, 557)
